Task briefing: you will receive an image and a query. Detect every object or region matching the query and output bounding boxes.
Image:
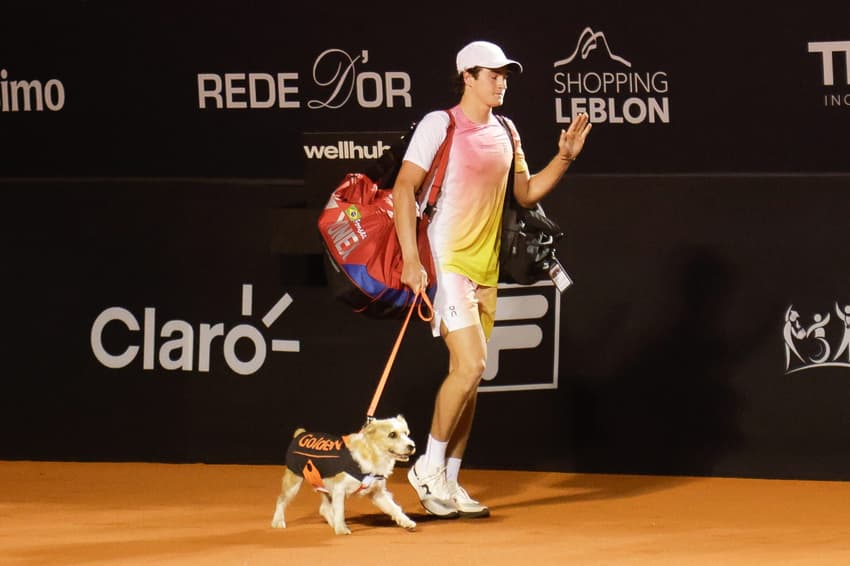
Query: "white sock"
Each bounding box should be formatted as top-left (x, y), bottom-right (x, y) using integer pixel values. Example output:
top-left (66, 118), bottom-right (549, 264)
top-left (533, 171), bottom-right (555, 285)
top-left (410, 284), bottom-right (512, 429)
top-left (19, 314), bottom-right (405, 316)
top-left (446, 457), bottom-right (462, 484)
top-left (423, 435), bottom-right (448, 472)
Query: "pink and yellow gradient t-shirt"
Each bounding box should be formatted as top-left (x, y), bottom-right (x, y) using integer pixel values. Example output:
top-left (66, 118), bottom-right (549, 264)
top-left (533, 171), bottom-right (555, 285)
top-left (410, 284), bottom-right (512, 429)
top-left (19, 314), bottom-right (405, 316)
top-left (403, 105), bottom-right (528, 287)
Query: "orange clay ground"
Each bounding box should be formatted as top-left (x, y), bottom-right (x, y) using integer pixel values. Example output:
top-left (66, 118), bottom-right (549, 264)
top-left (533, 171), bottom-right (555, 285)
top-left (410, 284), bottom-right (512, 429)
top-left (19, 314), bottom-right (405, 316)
top-left (1, 461), bottom-right (849, 565)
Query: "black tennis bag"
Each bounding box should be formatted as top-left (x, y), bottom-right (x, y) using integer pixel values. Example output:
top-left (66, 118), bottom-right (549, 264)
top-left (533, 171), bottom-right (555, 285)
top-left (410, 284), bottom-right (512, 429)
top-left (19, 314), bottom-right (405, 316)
top-left (499, 196), bottom-right (565, 285)
top-left (495, 114), bottom-right (570, 289)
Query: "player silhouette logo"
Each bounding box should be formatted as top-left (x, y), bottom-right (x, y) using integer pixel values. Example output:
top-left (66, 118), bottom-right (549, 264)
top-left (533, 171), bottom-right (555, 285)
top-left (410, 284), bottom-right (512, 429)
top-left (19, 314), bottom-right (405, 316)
top-left (784, 302), bottom-right (850, 373)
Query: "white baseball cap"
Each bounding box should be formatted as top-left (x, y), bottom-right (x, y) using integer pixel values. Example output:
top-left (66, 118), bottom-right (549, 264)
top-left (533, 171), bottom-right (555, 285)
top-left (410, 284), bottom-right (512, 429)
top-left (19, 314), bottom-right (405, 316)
top-left (456, 41), bottom-right (523, 74)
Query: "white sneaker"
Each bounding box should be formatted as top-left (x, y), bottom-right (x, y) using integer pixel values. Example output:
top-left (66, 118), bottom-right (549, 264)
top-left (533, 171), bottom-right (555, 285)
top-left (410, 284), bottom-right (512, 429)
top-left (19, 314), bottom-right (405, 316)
top-left (449, 481), bottom-right (490, 518)
top-left (407, 457), bottom-right (459, 518)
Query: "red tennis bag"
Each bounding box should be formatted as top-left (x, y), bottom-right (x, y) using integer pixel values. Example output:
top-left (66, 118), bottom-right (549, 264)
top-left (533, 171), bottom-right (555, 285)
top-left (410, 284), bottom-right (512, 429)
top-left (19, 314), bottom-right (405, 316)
top-left (318, 112), bottom-right (454, 319)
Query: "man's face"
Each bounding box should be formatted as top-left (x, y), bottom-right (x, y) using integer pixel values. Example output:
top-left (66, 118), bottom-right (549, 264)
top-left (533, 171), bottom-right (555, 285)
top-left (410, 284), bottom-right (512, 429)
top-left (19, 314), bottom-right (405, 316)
top-left (468, 67), bottom-right (510, 108)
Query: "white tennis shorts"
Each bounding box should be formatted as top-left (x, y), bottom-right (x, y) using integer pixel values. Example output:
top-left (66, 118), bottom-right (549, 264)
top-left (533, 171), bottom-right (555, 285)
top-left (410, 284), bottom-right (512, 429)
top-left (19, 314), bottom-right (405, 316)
top-left (431, 270), bottom-right (497, 340)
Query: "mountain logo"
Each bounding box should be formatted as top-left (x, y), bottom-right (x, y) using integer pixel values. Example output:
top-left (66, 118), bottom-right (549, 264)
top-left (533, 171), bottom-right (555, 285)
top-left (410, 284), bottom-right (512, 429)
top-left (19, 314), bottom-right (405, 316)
top-left (554, 27), bottom-right (631, 68)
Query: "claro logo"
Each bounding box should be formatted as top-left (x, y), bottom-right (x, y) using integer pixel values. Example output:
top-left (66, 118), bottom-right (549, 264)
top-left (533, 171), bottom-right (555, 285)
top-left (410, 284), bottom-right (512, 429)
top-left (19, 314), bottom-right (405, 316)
top-left (90, 284), bottom-right (300, 376)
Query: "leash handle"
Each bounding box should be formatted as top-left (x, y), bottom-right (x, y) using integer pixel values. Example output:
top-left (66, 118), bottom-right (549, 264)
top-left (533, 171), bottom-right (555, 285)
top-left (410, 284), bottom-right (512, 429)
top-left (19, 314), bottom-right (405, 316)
top-left (365, 289), bottom-right (433, 420)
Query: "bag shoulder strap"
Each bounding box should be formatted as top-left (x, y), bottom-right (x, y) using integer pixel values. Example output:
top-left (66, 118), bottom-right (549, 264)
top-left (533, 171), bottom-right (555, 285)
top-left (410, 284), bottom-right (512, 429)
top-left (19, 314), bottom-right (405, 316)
top-left (495, 113), bottom-right (517, 205)
top-left (421, 110), bottom-right (456, 218)
top-left (496, 114), bottom-right (559, 232)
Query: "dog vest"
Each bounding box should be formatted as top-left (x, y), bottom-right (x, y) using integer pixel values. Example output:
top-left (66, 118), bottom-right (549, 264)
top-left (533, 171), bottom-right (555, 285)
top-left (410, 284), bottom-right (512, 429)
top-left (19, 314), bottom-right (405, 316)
top-left (285, 430), bottom-right (380, 493)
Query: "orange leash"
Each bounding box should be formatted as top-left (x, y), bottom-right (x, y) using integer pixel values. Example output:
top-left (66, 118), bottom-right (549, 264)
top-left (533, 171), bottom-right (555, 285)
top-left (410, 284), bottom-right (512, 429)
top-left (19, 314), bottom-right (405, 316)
top-left (365, 290), bottom-right (433, 420)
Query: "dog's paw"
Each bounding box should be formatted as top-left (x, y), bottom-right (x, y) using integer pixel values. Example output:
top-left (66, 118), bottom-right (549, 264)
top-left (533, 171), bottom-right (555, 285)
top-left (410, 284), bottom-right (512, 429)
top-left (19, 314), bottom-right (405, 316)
top-left (270, 519), bottom-right (286, 529)
top-left (334, 524), bottom-right (352, 535)
top-left (399, 517), bottom-right (417, 530)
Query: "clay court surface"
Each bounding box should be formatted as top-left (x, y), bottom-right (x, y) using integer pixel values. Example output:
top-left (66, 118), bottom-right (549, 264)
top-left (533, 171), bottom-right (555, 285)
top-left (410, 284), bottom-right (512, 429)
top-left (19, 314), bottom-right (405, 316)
top-left (1, 461), bottom-right (849, 565)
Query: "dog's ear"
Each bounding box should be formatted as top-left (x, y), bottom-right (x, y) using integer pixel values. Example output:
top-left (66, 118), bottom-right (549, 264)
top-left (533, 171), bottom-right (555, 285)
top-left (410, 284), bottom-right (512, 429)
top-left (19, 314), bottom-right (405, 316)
top-left (396, 414), bottom-right (407, 427)
top-left (362, 419), bottom-right (377, 435)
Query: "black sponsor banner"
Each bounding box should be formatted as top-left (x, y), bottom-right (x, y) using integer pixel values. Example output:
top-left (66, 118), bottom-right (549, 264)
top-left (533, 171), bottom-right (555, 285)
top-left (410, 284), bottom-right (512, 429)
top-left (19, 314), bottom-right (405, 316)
top-left (2, 2), bottom-right (849, 179)
top-left (3, 174), bottom-right (850, 480)
top-left (303, 130), bottom-right (409, 208)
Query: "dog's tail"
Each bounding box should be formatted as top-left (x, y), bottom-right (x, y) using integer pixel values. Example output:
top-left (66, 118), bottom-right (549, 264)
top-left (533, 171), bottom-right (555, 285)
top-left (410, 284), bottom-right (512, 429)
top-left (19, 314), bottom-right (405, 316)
top-left (292, 427), bottom-right (306, 438)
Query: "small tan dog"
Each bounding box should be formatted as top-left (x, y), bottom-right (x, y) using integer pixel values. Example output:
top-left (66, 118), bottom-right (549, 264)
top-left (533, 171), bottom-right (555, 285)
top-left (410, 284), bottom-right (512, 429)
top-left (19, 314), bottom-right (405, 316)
top-left (270, 415), bottom-right (417, 535)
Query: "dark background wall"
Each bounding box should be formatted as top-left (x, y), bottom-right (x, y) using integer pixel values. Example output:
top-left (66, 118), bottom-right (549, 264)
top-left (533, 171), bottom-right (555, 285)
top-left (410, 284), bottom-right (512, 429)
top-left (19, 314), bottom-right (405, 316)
top-left (3, 1), bottom-right (849, 480)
